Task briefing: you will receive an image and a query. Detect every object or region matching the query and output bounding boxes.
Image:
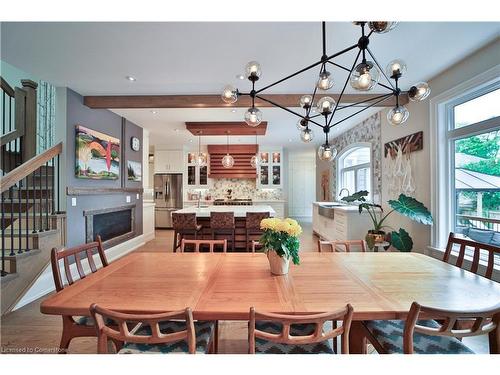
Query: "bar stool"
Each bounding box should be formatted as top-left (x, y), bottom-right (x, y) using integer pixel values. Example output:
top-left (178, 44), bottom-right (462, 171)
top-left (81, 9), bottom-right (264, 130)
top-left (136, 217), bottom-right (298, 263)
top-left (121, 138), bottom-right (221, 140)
top-left (245, 212), bottom-right (270, 252)
top-left (172, 212), bottom-right (203, 252)
top-left (210, 212), bottom-right (235, 251)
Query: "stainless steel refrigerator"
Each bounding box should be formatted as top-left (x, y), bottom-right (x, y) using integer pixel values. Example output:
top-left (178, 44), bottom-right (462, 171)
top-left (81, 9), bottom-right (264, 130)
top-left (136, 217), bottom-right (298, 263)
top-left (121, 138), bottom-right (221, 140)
top-left (154, 173), bottom-right (183, 228)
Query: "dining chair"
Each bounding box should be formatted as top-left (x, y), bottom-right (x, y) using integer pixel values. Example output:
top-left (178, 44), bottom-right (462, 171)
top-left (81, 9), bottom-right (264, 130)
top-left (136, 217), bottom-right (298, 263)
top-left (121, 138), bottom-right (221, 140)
top-left (317, 239), bottom-right (366, 253)
top-left (50, 235), bottom-right (111, 353)
top-left (248, 304), bottom-right (353, 354)
top-left (172, 212), bottom-right (203, 252)
top-left (251, 240), bottom-right (263, 253)
top-left (362, 301), bottom-right (500, 354)
top-left (90, 304), bottom-right (217, 354)
top-left (443, 232), bottom-right (499, 279)
top-left (180, 239), bottom-right (227, 253)
top-left (210, 212), bottom-right (235, 251)
top-left (245, 212), bottom-right (269, 252)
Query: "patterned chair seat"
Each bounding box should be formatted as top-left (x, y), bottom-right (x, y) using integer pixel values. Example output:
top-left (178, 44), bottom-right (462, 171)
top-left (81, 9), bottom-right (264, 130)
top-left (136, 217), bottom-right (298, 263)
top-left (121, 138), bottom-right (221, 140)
top-left (363, 319), bottom-right (474, 354)
top-left (76, 316), bottom-right (115, 326)
top-left (118, 321), bottom-right (215, 354)
top-left (254, 322), bottom-right (334, 354)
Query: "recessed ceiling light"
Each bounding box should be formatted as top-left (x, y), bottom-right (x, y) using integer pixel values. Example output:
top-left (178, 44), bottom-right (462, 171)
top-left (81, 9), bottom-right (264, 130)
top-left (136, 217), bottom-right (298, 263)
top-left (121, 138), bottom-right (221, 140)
top-left (189, 139), bottom-right (193, 143)
top-left (289, 138), bottom-right (293, 142)
top-left (126, 75), bottom-right (136, 82)
top-left (230, 109), bottom-right (237, 113)
top-left (151, 110), bottom-right (158, 114)
top-left (236, 74), bottom-right (245, 80)
top-left (174, 129), bottom-right (179, 132)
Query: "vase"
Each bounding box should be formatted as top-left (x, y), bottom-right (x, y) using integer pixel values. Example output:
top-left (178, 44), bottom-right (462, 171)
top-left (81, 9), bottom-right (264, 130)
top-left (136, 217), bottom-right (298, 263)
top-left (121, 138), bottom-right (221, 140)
top-left (366, 230), bottom-right (390, 251)
top-left (267, 250), bottom-right (290, 275)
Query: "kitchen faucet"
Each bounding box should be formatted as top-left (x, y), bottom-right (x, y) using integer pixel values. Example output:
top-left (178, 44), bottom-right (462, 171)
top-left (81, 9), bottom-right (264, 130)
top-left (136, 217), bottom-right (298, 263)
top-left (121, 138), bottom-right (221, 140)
top-left (338, 188), bottom-right (350, 200)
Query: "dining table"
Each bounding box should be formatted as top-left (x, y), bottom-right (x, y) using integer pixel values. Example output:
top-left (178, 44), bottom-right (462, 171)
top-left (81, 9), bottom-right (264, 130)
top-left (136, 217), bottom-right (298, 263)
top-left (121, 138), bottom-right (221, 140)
top-left (40, 251), bottom-right (500, 353)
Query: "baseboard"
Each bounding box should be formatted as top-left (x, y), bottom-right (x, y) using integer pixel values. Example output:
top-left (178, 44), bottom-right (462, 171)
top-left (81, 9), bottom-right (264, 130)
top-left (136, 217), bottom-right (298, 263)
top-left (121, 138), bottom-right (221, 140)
top-left (143, 230), bottom-right (155, 243)
top-left (11, 234), bottom-right (146, 312)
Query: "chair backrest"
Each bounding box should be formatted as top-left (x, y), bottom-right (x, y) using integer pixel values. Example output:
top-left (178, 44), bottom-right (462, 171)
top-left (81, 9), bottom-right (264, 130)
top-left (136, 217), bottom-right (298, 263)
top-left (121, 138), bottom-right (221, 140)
top-left (403, 301), bottom-right (500, 354)
top-left (443, 232), bottom-right (499, 279)
top-left (317, 240), bottom-right (366, 253)
top-left (246, 212), bottom-right (270, 229)
top-left (90, 304), bottom-right (196, 354)
top-left (180, 239), bottom-right (227, 253)
top-left (249, 304), bottom-right (353, 354)
top-left (51, 235), bottom-right (108, 292)
top-left (251, 240), bottom-right (263, 253)
top-left (172, 212), bottom-right (197, 230)
top-left (210, 211), bottom-right (235, 229)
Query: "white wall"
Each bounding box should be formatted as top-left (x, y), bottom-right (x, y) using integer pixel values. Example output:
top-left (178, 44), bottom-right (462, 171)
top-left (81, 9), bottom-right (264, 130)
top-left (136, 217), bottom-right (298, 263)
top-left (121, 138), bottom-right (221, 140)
top-left (380, 38), bottom-right (500, 254)
top-left (288, 150), bottom-right (316, 219)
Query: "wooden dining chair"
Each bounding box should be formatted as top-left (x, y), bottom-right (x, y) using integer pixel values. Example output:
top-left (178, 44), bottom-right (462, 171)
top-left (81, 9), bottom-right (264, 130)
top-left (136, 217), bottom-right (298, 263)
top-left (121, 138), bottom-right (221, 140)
top-left (362, 302), bottom-right (500, 354)
top-left (248, 304), bottom-right (353, 354)
top-left (443, 232), bottom-right (499, 279)
top-left (180, 239), bottom-right (227, 253)
top-left (90, 304), bottom-right (217, 354)
top-left (317, 239), bottom-right (366, 253)
top-left (251, 240), bottom-right (263, 253)
top-left (50, 236), bottom-right (110, 353)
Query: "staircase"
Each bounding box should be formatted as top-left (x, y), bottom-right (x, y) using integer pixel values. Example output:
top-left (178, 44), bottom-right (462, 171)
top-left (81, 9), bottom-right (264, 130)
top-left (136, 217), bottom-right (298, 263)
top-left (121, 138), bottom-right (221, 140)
top-left (1, 76), bottom-right (65, 315)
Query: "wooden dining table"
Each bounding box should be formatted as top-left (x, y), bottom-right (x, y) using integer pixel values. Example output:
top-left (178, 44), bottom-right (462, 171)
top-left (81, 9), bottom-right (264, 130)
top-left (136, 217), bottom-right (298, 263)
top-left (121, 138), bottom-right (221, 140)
top-left (40, 251), bottom-right (500, 353)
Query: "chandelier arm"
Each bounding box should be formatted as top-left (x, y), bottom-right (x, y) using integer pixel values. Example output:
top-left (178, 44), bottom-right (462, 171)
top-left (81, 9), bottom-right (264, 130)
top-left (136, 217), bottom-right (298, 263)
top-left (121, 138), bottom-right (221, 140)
top-left (255, 94), bottom-right (324, 129)
top-left (365, 47), bottom-right (397, 91)
top-left (306, 67), bottom-right (322, 117)
top-left (255, 43), bottom-right (358, 94)
top-left (322, 21), bottom-right (326, 57)
top-left (326, 61), bottom-right (351, 73)
top-left (330, 94), bottom-right (393, 127)
top-left (335, 92), bottom-right (394, 111)
top-left (327, 48), bottom-right (363, 127)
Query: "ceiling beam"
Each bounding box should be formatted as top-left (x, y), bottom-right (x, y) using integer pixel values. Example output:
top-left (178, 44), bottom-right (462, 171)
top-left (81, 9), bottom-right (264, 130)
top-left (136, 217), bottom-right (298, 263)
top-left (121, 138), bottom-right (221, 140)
top-left (186, 122), bottom-right (267, 136)
top-left (83, 93), bottom-right (407, 109)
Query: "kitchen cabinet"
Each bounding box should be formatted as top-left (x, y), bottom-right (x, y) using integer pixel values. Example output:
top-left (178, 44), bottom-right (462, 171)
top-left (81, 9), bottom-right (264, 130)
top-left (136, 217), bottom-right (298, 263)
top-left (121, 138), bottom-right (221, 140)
top-left (154, 150), bottom-right (183, 174)
top-left (257, 148), bottom-right (283, 189)
top-left (186, 152), bottom-right (208, 187)
top-left (312, 203), bottom-right (372, 242)
top-left (256, 200), bottom-right (286, 218)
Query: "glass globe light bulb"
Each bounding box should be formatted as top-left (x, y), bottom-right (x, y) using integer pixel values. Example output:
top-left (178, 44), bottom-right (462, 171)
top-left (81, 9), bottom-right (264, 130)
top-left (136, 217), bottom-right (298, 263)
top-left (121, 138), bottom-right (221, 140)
top-left (195, 153), bottom-right (206, 167)
top-left (300, 128), bottom-right (314, 143)
top-left (297, 118), bottom-right (308, 131)
top-left (350, 61), bottom-right (380, 91)
top-left (316, 71), bottom-right (334, 91)
top-left (385, 59), bottom-right (407, 78)
top-left (244, 107), bottom-right (263, 127)
top-left (222, 154), bottom-right (234, 168)
top-left (387, 105), bottom-right (410, 126)
top-left (368, 21), bottom-right (398, 34)
top-left (250, 155), bottom-right (260, 168)
top-left (318, 143), bottom-right (337, 162)
top-left (299, 94), bottom-right (313, 109)
top-left (316, 96), bottom-right (336, 115)
top-left (245, 61), bottom-right (261, 79)
top-left (221, 85), bottom-right (238, 104)
top-left (409, 82), bottom-right (431, 102)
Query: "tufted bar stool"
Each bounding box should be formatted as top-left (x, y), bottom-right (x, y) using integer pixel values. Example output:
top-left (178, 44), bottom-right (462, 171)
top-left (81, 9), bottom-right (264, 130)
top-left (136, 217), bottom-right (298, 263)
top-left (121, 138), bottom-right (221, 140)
top-left (210, 212), bottom-right (235, 251)
top-left (245, 212), bottom-right (270, 252)
top-left (172, 212), bottom-right (203, 252)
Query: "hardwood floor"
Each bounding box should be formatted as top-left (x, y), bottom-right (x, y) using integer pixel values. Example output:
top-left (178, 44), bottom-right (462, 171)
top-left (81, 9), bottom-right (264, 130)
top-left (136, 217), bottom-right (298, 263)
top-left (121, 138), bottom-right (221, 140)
top-left (0, 219), bottom-right (490, 354)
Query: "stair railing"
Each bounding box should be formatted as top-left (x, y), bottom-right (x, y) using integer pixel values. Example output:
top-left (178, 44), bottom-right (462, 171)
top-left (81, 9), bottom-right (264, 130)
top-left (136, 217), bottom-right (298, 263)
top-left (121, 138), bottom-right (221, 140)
top-left (0, 142), bottom-right (63, 277)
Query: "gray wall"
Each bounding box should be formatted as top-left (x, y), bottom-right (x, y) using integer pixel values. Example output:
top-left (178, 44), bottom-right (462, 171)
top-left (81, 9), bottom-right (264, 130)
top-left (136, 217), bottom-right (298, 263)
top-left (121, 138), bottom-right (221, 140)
top-left (65, 89), bottom-right (143, 247)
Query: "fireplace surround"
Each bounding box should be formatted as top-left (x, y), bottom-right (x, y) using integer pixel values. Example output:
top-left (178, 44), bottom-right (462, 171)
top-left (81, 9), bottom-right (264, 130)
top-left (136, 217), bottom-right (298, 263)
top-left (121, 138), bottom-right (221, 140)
top-left (84, 204), bottom-right (136, 248)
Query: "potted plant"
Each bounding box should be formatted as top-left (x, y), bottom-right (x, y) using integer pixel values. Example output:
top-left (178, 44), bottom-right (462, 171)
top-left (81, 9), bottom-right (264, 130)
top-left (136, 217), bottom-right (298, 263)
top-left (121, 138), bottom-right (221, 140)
top-left (341, 190), bottom-right (433, 251)
top-left (259, 218), bottom-right (302, 275)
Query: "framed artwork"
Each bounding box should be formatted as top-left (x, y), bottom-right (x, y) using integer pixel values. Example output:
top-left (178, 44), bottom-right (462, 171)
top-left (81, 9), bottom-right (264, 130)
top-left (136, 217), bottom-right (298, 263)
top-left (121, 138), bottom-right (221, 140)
top-left (75, 125), bottom-right (120, 180)
top-left (127, 160), bottom-right (142, 181)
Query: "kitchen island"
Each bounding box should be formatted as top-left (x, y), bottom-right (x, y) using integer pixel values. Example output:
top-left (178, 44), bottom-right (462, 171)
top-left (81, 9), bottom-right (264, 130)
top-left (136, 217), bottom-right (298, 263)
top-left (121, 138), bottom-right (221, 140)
top-left (172, 205), bottom-right (276, 251)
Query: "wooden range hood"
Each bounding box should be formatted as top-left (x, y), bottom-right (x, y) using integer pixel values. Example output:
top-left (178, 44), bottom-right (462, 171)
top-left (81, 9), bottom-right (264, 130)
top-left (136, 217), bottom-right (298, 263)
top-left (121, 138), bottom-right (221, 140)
top-left (207, 144), bottom-right (258, 179)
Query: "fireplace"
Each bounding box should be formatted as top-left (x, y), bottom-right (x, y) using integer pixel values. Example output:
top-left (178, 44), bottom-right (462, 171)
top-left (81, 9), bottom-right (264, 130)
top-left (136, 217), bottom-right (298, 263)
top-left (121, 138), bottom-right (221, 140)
top-left (84, 204), bottom-right (136, 248)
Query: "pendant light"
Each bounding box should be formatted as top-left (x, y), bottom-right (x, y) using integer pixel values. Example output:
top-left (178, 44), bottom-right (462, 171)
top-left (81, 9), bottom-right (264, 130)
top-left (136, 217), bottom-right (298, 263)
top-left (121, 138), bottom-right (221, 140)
top-left (250, 132), bottom-right (260, 168)
top-left (195, 131), bottom-right (206, 167)
top-left (221, 132), bottom-right (234, 168)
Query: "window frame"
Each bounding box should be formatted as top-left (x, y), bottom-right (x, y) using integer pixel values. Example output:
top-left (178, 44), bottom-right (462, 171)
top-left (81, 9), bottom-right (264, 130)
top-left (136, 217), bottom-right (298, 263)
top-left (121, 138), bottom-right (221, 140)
top-left (336, 142), bottom-right (373, 199)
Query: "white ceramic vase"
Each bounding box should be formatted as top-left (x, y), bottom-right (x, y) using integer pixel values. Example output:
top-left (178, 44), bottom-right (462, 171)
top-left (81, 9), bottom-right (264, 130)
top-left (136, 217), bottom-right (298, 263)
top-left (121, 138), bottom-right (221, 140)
top-left (267, 250), bottom-right (290, 275)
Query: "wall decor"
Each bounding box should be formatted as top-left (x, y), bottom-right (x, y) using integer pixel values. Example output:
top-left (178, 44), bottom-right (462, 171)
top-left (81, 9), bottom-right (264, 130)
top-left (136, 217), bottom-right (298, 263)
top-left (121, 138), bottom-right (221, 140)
top-left (75, 125), bottom-right (120, 180)
top-left (321, 170), bottom-right (330, 201)
top-left (130, 136), bottom-right (140, 152)
top-left (384, 131), bottom-right (423, 158)
top-left (127, 160), bottom-right (142, 181)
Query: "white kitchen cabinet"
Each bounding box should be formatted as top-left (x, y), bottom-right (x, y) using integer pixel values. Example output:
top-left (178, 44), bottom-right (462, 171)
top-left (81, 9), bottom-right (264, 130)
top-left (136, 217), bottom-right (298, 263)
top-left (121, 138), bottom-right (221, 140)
top-left (257, 148), bottom-right (283, 189)
top-left (312, 203), bottom-right (372, 242)
top-left (256, 200), bottom-right (286, 218)
top-left (154, 150), bottom-right (183, 174)
top-left (186, 152), bottom-right (209, 188)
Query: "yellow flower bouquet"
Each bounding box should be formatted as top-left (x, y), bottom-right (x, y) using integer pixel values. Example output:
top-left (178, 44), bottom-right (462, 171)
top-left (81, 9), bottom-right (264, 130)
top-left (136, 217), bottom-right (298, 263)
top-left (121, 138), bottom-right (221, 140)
top-left (260, 218), bottom-right (302, 268)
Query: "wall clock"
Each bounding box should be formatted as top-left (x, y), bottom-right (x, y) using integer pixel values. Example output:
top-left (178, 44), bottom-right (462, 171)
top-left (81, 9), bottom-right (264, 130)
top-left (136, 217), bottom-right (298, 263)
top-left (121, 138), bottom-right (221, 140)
top-left (130, 136), bottom-right (140, 152)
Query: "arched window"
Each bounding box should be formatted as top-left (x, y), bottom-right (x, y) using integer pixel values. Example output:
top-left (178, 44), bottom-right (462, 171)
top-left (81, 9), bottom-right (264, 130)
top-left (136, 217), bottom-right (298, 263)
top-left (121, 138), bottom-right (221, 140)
top-left (337, 143), bottom-right (372, 199)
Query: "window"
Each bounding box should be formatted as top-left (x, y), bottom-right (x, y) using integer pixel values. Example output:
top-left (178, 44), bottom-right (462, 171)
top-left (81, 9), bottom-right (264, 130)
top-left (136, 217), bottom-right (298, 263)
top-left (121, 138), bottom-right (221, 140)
top-left (337, 144), bottom-right (372, 198)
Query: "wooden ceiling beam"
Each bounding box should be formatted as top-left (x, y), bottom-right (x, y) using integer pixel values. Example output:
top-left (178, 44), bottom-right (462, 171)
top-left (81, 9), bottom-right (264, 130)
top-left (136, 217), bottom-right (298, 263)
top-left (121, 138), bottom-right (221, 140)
top-left (83, 93), bottom-right (407, 109)
top-left (186, 122), bottom-right (267, 136)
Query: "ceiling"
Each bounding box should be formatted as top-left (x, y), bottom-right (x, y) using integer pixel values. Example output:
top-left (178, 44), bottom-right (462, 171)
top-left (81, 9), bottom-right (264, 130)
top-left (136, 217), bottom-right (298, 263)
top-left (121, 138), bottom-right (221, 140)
top-left (1, 22), bottom-right (498, 148)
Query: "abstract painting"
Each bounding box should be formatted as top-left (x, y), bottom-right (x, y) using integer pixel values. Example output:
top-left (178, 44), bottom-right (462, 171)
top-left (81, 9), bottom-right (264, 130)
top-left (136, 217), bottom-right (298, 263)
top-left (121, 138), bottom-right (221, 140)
top-left (75, 125), bottom-right (120, 180)
top-left (127, 160), bottom-right (142, 181)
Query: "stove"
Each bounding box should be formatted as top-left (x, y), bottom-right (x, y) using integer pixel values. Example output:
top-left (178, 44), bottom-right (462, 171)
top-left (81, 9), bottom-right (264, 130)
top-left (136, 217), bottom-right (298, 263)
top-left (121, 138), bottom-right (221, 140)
top-left (213, 199), bottom-right (253, 206)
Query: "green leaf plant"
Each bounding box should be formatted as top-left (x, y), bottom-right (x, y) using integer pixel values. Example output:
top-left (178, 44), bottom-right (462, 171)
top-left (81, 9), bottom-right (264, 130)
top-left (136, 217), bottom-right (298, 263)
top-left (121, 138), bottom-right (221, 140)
top-left (341, 191), bottom-right (433, 252)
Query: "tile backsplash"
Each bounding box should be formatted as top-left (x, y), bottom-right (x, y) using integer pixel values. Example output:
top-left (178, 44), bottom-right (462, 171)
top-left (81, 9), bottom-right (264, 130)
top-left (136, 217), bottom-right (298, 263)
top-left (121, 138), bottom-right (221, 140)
top-left (188, 178), bottom-right (283, 200)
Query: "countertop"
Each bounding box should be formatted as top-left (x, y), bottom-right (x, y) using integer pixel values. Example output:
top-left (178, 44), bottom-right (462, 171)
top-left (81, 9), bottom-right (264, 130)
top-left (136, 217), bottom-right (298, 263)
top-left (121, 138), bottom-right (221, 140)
top-left (312, 201), bottom-right (361, 212)
top-left (173, 205), bottom-right (276, 218)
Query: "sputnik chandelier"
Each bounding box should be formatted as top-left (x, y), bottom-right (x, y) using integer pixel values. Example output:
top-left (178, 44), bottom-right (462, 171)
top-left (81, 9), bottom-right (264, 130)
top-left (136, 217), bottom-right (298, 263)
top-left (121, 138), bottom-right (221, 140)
top-left (221, 21), bottom-right (431, 162)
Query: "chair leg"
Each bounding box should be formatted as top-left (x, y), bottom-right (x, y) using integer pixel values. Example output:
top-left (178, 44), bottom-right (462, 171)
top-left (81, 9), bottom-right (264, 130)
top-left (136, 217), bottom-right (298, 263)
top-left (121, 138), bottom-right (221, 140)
top-left (214, 320), bottom-right (219, 354)
top-left (172, 231), bottom-right (177, 252)
top-left (332, 320), bottom-right (338, 354)
top-left (232, 230), bottom-right (235, 251)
